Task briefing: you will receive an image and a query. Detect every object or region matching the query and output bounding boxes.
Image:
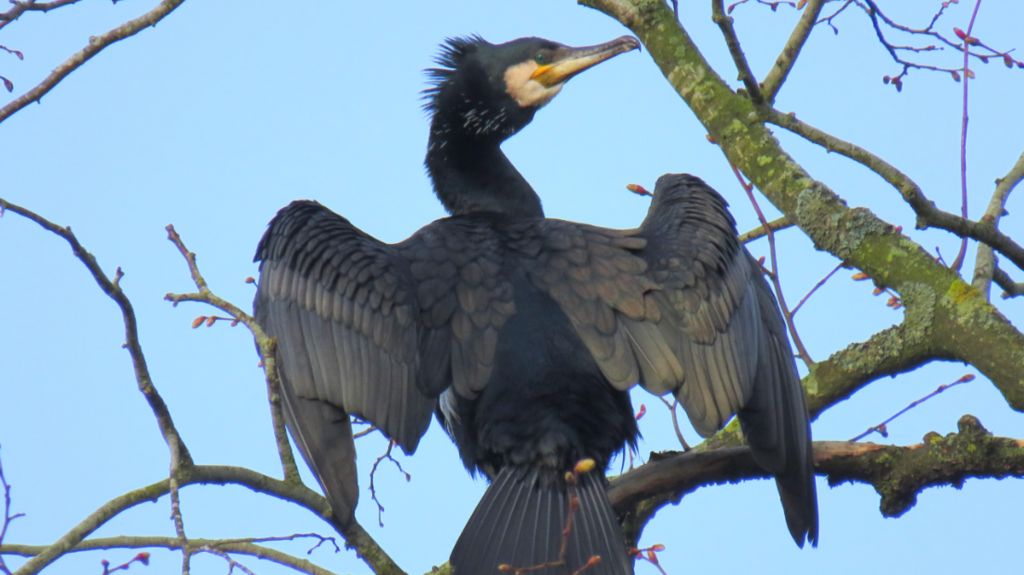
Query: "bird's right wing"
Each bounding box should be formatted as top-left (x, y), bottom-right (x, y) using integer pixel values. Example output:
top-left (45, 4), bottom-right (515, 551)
top-left (254, 201), bottom-right (436, 524)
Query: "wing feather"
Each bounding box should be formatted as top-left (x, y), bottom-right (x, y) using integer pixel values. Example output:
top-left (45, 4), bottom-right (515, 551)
top-left (528, 174), bottom-right (817, 545)
top-left (254, 201), bottom-right (435, 523)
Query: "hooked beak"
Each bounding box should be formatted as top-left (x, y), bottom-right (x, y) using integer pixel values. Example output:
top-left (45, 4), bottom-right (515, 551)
top-left (530, 35), bottom-right (640, 87)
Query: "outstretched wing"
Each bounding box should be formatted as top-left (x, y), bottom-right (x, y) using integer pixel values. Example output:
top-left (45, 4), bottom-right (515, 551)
top-left (530, 174), bottom-right (817, 546)
top-left (254, 200), bottom-right (436, 524)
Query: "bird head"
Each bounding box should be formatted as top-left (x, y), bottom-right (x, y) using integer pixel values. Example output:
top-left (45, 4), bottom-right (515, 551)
top-left (424, 35), bottom-right (640, 142)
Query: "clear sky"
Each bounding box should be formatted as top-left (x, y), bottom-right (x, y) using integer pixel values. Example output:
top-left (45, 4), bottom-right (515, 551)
top-left (1, 1), bottom-right (1022, 574)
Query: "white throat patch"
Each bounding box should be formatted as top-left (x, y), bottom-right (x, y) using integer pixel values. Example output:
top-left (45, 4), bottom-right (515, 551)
top-left (504, 61), bottom-right (564, 108)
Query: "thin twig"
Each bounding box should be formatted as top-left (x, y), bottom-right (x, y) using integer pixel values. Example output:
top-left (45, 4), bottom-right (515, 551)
top-left (99, 552), bottom-right (149, 575)
top-left (0, 446), bottom-right (26, 575)
top-left (4, 537), bottom-right (336, 575)
top-left (164, 225), bottom-right (301, 485)
top-left (849, 374), bottom-right (975, 442)
top-left (367, 441), bottom-right (411, 528)
top-left (951, 0), bottom-right (984, 273)
top-left (0, 0), bottom-right (85, 31)
top-left (0, 0), bottom-right (185, 124)
top-left (729, 166), bottom-right (815, 367)
top-left (738, 216), bottom-right (792, 243)
top-left (791, 261), bottom-right (845, 316)
top-left (656, 397), bottom-right (690, 450)
top-left (196, 547), bottom-right (256, 575)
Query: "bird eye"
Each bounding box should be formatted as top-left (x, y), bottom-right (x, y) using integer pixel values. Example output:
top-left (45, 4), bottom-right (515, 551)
top-left (534, 52), bottom-right (547, 64)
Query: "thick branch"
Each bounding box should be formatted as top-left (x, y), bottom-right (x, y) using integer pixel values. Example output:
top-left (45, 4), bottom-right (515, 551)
top-left (803, 315), bottom-right (938, 417)
top-left (609, 416), bottom-right (1024, 544)
top-left (0, 0), bottom-right (185, 124)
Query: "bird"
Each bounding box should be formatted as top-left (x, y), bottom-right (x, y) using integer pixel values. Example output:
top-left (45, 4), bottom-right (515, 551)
top-left (254, 34), bottom-right (818, 574)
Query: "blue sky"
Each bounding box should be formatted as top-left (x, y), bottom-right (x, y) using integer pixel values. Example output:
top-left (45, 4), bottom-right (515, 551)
top-left (1, 1), bottom-right (1022, 574)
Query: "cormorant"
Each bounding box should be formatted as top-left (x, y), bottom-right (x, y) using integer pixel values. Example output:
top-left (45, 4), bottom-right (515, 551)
top-left (255, 35), bottom-right (818, 574)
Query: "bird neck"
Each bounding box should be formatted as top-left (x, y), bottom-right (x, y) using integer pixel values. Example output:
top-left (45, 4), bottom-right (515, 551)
top-left (425, 121), bottom-right (544, 219)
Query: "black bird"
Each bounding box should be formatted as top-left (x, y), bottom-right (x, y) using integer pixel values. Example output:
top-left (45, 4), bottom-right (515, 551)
top-left (255, 35), bottom-right (818, 574)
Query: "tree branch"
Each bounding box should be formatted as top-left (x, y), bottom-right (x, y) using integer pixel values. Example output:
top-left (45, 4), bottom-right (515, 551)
top-left (0, 0), bottom-right (85, 31)
top-left (711, 0), bottom-right (763, 101)
top-left (0, 201), bottom-right (404, 575)
top-left (993, 267), bottom-right (1024, 299)
top-left (0, 0), bottom-right (185, 125)
top-left (738, 215), bottom-right (791, 243)
top-left (609, 416), bottom-right (1024, 544)
top-left (765, 108), bottom-right (1024, 273)
top-left (0, 198), bottom-right (192, 466)
top-left (163, 225), bottom-right (301, 484)
top-left (1, 464), bottom-right (407, 575)
top-left (973, 150), bottom-right (1024, 297)
top-left (760, 0), bottom-right (826, 102)
top-left (3, 536), bottom-right (338, 575)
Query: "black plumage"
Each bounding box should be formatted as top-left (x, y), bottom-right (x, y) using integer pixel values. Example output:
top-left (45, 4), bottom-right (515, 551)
top-left (255, 34), bottom-right (817, 574)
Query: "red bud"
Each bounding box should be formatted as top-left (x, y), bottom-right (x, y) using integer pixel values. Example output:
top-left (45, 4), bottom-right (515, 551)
top-left (626, 183), bottom-right (651, 197)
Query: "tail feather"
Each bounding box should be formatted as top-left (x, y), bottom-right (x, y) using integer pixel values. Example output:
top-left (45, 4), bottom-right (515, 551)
top-left (451, 466), bottom-right (633, 575)
top-left (738, 275), bottom-right (819, 547)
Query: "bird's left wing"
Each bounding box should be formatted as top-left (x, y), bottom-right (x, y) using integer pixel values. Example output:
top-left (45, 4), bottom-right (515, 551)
top-left (254, 200), bottom-right (436, 524)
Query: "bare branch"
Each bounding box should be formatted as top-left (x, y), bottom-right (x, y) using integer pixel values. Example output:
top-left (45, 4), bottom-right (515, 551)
top-left (791, 261), bottom-right (844, 316)
top-left (0, 198), bottom-right (192, 466)
top-left (0, 464), bottom-right (408, 575)
top-left (0, 0), bottom-right (185, 125)
top-left (993, 267), bottom-right (1024, 299)
top-left (973, 150), bottom-right (1024, 297)
top-left (949, 0), bottom-right (984, 273)
top-left (0, 0), bottom-right (85, 31)
top-left (849, 374), bottom-right (975, 442)
top-left (731, 165), bottom-right (815, 367)
top-left (738, 215), bottom-right (792, 243)
top-left (3, 537), bottom-right (336, 575)
top-left (610, 416), bottom-right (1024, 536)
top-left (765, 108), bottom-right (1024, 272)
top-left (711, 0), bottom-right (764, 101)
top-left (0, 447), bottom-right (25, 575)
top-left (760, 0), bottom-right (826, 102)
top-left (163, 225), bottom-right (301, 484)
